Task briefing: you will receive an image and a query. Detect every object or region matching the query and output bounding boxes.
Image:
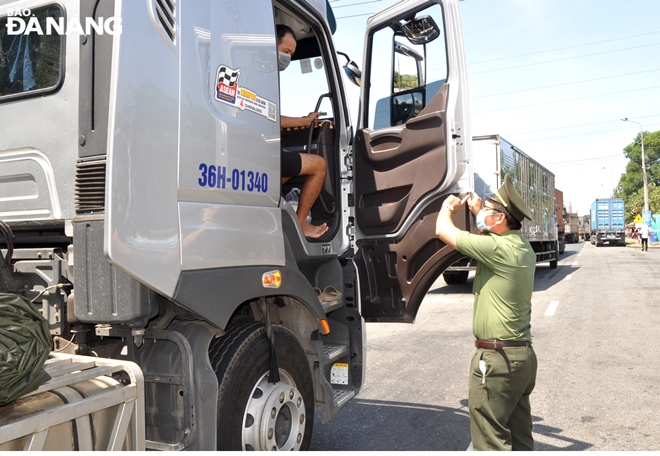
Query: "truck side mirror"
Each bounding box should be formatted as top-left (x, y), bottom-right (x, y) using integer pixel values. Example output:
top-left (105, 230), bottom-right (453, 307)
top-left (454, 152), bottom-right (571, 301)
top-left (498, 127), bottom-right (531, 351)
top-left (343, 64), bottom-right (361, 87)
top-left (338, 51), bottom-right (361, 87)
top-left (401, 15), bottom-right (440, 45)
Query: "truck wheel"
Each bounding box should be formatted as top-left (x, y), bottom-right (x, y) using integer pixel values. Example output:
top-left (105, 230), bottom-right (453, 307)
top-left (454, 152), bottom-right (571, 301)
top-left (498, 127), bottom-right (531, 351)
top-left (209, 322), bottom-right (314, 451)
top-left (442, 272), bottom-right (456, 284)
top-left (453, 271), bottom-right (469, 284)
top-left (549, 259), bottom-right (558, 269)
top-left (443, 272), bottom-right (468, 284)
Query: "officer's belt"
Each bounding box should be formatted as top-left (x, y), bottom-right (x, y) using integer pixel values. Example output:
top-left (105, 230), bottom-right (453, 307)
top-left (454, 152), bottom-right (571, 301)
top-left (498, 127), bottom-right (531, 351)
top-left (475, 339), bottom-right (531, 349)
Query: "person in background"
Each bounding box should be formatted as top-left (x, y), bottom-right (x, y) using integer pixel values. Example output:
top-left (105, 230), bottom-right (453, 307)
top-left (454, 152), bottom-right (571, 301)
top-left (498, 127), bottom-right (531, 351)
top-left (435, 174), bottom-right (538, 451)
top-left (639, 223), bottom-right (650, 251)
top-left (277, 24), bottom-right (328, 239)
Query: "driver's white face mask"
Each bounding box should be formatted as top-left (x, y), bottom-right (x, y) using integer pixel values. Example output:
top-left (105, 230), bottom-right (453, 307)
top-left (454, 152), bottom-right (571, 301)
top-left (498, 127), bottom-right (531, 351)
top-left (278, 52), bottom-right (292, 71)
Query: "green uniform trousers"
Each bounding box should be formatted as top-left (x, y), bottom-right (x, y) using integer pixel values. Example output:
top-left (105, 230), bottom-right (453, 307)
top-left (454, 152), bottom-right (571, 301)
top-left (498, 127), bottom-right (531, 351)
top-left (469, 345), bottom-right (537, 451)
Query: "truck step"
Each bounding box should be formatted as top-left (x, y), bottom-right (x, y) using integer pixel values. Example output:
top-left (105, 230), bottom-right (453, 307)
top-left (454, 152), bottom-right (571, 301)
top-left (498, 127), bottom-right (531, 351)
top-left (321, 298), bottom-right (343, 314)
top-left (323, 343), bottom-right (348, 363)
top-left (333, 389), bottom-right (356, 408)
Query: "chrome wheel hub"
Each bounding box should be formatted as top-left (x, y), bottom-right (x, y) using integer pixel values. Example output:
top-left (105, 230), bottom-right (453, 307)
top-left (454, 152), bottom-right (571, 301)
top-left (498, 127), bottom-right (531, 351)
top-left (242, 370), bottom-right (306, 451)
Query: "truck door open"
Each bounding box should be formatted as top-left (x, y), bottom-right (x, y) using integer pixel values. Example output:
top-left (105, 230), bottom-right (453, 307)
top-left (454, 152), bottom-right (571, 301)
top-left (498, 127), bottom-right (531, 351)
top-left (354, 0), bottom-right (471, 322)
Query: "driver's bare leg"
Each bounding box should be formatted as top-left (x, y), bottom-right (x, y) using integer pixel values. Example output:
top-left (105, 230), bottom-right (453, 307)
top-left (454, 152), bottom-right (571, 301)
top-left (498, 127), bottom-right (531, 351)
top-left (298, 154), bottom-right (328, 238)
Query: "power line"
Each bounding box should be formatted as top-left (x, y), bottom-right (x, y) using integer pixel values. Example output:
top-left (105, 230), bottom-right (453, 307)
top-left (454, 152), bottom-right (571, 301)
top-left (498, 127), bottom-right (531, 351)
top-left (463, 0), bottom-right (637, 35)
top-left (465, 0), bottom-right (628, 27)
top-left (543, 154), bottom-right (626, 166)
top-left (505, 114), bottom-right (660, 136)
top-left (469, 42), bottom-right (660, 76)
top-left (335, 11), bottom-right (381, 19)
top-left (331, 0), bottom-right (384, 9)
top-left (468, 31), bottom-right (660, 66)
top-left (472, 68), bottom-right (660, 99)
top-left (473, 85), bottom-right (660, 115)
top-left (506, 122), bottom-right (660, 144)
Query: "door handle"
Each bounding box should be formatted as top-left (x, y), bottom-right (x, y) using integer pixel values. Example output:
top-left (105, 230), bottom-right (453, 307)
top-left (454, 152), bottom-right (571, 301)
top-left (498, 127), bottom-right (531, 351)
top-left (452, 134), bottom-right (461, 139)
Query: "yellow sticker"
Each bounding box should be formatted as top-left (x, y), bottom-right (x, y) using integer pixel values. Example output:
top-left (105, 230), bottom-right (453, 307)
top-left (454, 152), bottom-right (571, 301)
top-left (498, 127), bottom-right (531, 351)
top-left (330, 363), bottom-right (349, 385)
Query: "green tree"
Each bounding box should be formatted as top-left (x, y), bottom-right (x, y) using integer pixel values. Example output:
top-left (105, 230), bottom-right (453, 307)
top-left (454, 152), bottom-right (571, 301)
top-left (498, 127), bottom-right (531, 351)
top-left (393, 71), bottom-right (418, 91)
top-left (616, 130), bottom-right (660, 223)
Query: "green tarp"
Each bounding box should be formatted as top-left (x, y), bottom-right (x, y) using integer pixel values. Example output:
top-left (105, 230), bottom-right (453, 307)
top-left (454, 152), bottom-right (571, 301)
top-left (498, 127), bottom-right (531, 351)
top-left (0, 293), bottom-right (52, 406)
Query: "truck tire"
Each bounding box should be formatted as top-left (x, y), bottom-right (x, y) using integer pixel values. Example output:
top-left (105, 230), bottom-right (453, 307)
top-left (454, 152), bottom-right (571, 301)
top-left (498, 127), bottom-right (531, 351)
top-left (550, 243), bottom-right (558, 269)
top-left (454, 271), bottom-right (469, 284)
top-left (442, 271), bottom-right (468, 285)
top-left (442, 271), bottom-right (470, 285)
top-left (209, 322), bottom-right (314, 451)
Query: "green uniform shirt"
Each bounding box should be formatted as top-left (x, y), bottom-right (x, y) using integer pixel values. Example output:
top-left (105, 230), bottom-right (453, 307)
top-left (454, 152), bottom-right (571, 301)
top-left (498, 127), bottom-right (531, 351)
top-left (456, 229), bottom-right (536, 341)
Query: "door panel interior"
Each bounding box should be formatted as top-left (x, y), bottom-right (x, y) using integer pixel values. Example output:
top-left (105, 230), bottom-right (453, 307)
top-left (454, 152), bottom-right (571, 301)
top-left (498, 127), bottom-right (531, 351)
top-left (356, 199), bottom-right (470, 322)
top-left (355, 84), bottom-right (449, 234)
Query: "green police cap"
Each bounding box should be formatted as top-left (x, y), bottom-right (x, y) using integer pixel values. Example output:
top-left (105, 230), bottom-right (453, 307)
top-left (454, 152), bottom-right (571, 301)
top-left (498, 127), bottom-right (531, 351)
top-left (494, 173), bottom-right (532, 222)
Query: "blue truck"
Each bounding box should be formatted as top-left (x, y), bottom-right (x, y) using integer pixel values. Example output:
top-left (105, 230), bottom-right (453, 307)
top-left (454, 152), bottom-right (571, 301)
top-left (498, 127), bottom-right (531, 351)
top-left (590, 198), bottom-right (626, 246)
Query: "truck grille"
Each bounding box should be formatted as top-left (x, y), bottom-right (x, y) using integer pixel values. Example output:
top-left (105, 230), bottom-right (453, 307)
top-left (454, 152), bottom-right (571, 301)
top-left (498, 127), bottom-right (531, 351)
top-left (155, 0), bottom-right (176, 43)
top-left (75, 161), bottom-right (106, 213)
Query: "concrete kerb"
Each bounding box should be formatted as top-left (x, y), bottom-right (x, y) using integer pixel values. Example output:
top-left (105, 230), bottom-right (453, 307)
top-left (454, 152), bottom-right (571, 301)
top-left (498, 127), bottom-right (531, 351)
top-left (625, 240), bottom-right (660, 249)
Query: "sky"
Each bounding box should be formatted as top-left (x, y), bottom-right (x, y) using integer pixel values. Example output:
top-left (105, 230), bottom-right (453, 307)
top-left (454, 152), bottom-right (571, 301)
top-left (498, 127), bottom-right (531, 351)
top-left (327, 0), bottom-right (660, 216)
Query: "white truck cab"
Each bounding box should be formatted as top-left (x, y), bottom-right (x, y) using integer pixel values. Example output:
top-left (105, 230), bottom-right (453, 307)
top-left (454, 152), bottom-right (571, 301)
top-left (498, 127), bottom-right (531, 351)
top-left (0, 0), bottom-right (472, 450)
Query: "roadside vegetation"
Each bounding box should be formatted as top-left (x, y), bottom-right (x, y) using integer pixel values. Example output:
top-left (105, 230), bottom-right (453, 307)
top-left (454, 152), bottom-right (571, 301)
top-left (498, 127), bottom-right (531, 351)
top-left (615, 130), bottom-right (660, 223)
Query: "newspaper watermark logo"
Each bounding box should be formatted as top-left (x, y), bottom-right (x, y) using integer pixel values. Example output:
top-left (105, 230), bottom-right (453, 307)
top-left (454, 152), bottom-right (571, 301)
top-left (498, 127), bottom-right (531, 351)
top-left (5, 8), bottom-right (122, 35)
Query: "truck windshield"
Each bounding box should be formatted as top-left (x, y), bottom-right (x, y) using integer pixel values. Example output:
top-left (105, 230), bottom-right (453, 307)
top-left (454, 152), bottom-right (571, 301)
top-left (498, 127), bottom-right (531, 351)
top-left (0, 5), bottom-right (63, 102)
top-left (279, 52), bottom-right (333, 120)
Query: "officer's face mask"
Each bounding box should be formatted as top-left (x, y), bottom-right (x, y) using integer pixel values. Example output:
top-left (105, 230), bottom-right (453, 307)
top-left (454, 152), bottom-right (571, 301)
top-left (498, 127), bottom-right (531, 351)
top-left (476, 209), bottom-right (502, 232)
top-left (278, 52), bottom-right (292, 71)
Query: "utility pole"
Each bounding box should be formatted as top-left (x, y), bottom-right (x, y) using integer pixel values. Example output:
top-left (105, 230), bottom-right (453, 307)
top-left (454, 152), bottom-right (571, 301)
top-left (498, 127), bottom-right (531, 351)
top-left (621, 117), bottom-right (649, 212)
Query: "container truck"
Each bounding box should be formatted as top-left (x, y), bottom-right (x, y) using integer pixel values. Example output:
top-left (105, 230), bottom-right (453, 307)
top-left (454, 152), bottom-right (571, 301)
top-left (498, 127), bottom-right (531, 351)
top-left (555, 189), bottom-right (565, 254)
top-left (0, 0), bottom-right (474, 450)
top-left (564, 212), bottom-right (580, 243)
top-left (442, 134), bottom-right (558, 284)
top-left (580, 215), bottom-right (590, 241)
top-left (590, 198), bottom-right (626, 246)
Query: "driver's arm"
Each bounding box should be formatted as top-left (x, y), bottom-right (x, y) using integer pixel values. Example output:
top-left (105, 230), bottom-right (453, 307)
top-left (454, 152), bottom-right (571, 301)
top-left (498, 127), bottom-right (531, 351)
top-left (281, 112), bottom-right (321, 128)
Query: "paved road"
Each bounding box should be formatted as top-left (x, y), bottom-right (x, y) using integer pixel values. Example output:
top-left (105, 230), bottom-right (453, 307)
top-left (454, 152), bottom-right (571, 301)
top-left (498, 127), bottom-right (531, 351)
top-left (311, 241), bottom-right (660, 451)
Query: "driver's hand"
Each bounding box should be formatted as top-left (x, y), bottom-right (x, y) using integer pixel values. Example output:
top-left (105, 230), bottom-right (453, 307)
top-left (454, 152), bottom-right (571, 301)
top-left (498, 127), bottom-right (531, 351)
top-left (305, 112), bottom-right (322, 127)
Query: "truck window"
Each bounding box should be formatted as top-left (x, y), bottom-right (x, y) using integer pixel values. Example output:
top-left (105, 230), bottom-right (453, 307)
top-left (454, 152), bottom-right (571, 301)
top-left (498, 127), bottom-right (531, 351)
top-left (0, 4), bottom-right (64, 102)
top-left (367, 3), bottom-right (448, 129)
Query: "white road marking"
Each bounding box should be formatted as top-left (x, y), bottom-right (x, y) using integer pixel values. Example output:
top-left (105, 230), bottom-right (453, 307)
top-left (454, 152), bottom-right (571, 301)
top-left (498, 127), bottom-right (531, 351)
top-left (572, 261), bottom-right (578, 266)
top-left (565, 274), bottom-right (572, 280)
top-left (466, 441), bottom-right (473, 451)
top-left (545, 301), bottom-right (559, 316)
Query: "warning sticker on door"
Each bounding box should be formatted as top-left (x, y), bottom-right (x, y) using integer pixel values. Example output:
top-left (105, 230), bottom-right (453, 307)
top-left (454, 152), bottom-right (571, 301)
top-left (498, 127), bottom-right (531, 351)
top-left (215, 65), bottom-right (277, 122)
top-left (330, 363), bottom-right (349, 385)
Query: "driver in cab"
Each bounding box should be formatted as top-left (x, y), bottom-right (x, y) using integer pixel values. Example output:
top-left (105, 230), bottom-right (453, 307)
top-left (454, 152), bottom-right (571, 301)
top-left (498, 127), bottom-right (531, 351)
top-left (277, 24), bottom-right (328, 239)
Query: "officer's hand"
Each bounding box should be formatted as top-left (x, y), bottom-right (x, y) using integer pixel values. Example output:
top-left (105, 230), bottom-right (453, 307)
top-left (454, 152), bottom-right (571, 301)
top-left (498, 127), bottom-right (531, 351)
top-left (443, 194), bottom-right (470, 212)
top-left (467, 193), bottom-right (482, 216)
top-left (444, 194), bottom-right (463, 210)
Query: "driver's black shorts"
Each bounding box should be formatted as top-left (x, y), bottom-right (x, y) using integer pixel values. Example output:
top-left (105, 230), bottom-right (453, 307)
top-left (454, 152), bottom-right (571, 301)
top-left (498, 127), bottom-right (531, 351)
top-left (281, 151), bottom-right (302, 178)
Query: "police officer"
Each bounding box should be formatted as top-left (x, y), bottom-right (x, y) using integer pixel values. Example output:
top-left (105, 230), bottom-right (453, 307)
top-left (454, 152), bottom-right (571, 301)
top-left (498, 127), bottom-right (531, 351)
top-left (435, 174), bottom-right (538, 451)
